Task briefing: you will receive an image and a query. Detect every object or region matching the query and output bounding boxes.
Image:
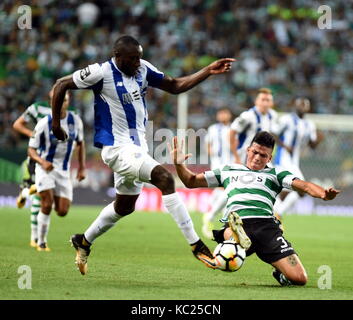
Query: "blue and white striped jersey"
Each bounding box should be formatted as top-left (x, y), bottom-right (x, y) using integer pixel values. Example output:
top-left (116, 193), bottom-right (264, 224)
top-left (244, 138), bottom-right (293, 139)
top-left (72, 58), bottom-right (164, 151)
top-left (273, 112), bottom-right (317, 167)
top-left (230, 106), bottom-right (278, 163)
top-left (205, 123), bottom-right (234, 169)
top-left (29, 112), bottom-right (84, 172)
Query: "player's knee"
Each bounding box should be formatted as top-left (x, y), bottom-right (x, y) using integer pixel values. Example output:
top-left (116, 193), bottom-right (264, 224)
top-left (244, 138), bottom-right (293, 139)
top-left (57, 210), bottom-right (68, 217)
top-left (151, 166), bottom-right (175, 194)
top-left (114, 200), bottom-right (134, 216)
top-left (41, 200), bottom-right (52, 213)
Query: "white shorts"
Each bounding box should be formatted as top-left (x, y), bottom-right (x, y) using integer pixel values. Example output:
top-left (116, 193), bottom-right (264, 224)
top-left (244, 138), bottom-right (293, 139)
top-left (101, 144), bottom-right (160, 195)
top-left (35, 166), bottom-right (73, 200)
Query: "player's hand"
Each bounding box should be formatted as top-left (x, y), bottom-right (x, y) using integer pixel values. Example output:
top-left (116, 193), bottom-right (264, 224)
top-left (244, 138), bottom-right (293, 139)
top-left (167, 136), bottom-right (192, 165)
top-left (322, 187), bottom-right (340, 201)
top-left (234, 154), bottom-right (242, 164)
top-left (52, 125), bottom-right (68, 141)
top-left (285, 146), bottom-right (293, 155)
top-left (76, 168), bottom-right (86, 182)
top-left (41, 160), bottom-right (54, 172)
top-left (207, 58), bottom-right (236, 75)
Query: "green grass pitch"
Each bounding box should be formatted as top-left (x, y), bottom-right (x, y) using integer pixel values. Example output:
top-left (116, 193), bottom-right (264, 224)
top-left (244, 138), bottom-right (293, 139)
top-left (0, 206), bottom-right (352, 300)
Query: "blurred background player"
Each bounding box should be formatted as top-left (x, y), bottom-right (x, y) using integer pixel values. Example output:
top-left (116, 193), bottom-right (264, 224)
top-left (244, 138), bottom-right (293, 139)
top-left (27, 96), bottom-right (86, 251)
top-left (12, 90), bottom-right (74, 247)
top-left (202, 108), bottom-right (234, 239)
top-left (51, 35), bottom-right (234, 274)
top-left (229, 88), bottom-right (278, 164)
top-left (170, 132), bottom-right (339, 286)
top-left (273, 97), bottom-right (323, 220)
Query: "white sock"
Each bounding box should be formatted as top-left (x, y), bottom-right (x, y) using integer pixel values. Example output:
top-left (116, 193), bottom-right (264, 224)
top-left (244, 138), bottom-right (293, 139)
top-left (162, 193), bottom-right (199, 244)
top-left (277, 192), bottom-right (300, 216)
top-left (273, 197), bottom-right (283, 215)
top-left (205, 189), bottom-right (228, 222)
top-left (84, 202), bottom-right (122, 244)
top-left (37, 211), bottom-right (51, 245)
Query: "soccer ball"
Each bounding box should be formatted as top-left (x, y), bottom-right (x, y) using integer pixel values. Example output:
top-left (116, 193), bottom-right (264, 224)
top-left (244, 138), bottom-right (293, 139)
top-left (213, 240), bottom-right (246, 272)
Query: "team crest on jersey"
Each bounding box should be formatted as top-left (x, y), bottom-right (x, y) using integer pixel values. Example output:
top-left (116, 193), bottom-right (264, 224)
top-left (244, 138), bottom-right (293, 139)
top-left (80, 67), bottom-right (91, 80)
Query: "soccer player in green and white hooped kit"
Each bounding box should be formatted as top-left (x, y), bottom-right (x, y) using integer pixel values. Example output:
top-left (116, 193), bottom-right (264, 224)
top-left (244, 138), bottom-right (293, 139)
top-left (170, 131), bottom-right (340, 286)
top-left (13, 89), bottom-right (74, 248)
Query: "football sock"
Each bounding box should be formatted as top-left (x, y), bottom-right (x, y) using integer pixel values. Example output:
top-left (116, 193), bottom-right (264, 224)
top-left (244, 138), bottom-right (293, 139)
top-left (276, 191), bottom-right (300, 216)
top-left (205, 188), bottom-right (227, 222)
top-left (162, 192), bottom-right (199, 244)
top-left (84, 202), bottom-right (122, 244)
top-left (30, 195), bottom-right (40, 241)
top-left (37, 211), bottom-right (51, 245)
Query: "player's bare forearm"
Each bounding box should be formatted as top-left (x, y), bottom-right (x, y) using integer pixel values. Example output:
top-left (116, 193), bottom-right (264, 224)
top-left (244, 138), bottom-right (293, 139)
top-left (27, 147), bottom-right (53, 172)
top-left (230, 130), bottom-right (241, 163)
top-left (175, 164), bottom-right (208, 188)
top-left (158, 58), bottom-right (235, 94)
top-left (13, 116), bottom-right (32, 138)
top-left (51, 76), bottom-right (78, 139)
top-left (292, 179), bottom-right (340, 201)
top-left (76, 141), bottom-right (86, 180)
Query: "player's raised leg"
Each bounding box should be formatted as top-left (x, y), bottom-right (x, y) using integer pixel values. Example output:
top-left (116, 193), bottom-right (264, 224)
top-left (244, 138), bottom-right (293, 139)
top-left (150, 165), bottom-right (216, 269)
top-left (54, 196), bottom-right (71, 217)
top-left (272, 254), bottom-right (308, 286)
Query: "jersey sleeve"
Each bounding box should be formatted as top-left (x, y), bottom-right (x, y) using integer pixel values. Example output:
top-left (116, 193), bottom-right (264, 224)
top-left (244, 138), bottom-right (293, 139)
top-left (308, 120), bottom-right (317, 143)
top-left (230, 111), bottom-right (251, 133)
top-left (75, 116), bottom-right (84, 142)
top-left (72, 63), bottom-right (104, 89)
top-left (142, 59), bottom-right (165, 88)
top-left (273, 115), bottom-right (289, 136)
top-left (28, 119), bottom-right (45, 149)
top-left (204, 169), bottom-right (222, 188)
top-left (276, 168), bottom-right (298, 190)
top-left (22, 104), bottom-right (37, 123)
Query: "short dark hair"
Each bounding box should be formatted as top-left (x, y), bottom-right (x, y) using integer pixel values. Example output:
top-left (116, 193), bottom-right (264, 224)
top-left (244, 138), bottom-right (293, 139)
top-left (113, 35), bottom-right (140, 53)
top-left (250, 131), bottom-right (275, 149)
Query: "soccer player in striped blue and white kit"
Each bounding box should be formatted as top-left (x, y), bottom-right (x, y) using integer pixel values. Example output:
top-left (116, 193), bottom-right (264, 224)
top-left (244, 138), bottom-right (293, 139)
top-left (171, 131), bottom-right (339, 286)
top-left (13, 90), bottom-right (75, 248)
top-left (28, 100), bottom-right (86, 251)
top-left (230, 88), bottom-right (278, 164)
top-left (202, 108), bottom-right (234, 238)
top-left (51, 35), bottom-right (235, 274)
top-left (273, 98), bottom-right (323, 219)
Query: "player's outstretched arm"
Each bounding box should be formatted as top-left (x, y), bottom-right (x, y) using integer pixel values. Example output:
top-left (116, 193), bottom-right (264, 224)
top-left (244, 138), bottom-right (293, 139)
top-left (168, 137), bottom-right (208, 188)
top-left (158, 58), bottom-right (235, 94)
top-left (292, 179), bottom-right (340, 201)
top-left (13, 116), bottom-right (32, 138)
top-left (76, 141), bottom-right (86, 182)
top-left (51, 75), bottom-right (78, 141)
top-left (229, 129), bottom-right (242, 164)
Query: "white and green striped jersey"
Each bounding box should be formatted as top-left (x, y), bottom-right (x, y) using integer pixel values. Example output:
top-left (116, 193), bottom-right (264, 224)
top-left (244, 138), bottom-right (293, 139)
top-left (204, 163), bottom-right (298, 221)
top-left (22, 101), bottom-right (76, 125)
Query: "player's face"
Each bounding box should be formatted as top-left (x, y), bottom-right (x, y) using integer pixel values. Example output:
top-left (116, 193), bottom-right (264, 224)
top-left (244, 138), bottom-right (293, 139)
top-left (246, 143), bottom-right (272, 170)
top-left (255, 93), bottom-right (273, 113)
top-left (116, 45), bottom-right (142, 77)
top-left (296, 99), bottom-right (310, 115)
top-left (217, 110), bottom-right (232, 124)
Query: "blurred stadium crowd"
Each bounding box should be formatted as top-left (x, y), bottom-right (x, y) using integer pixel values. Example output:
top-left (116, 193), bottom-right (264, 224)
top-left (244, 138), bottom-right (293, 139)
top-left (1, 0), bottom-right (353, 149)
